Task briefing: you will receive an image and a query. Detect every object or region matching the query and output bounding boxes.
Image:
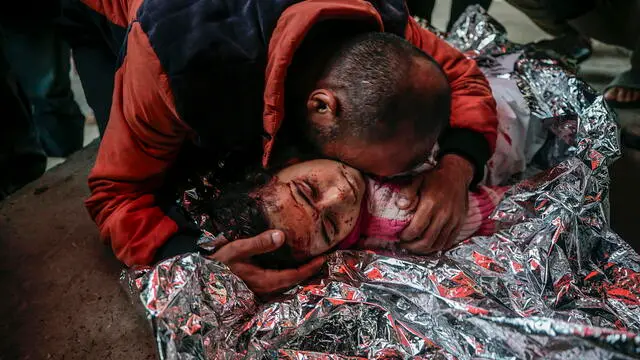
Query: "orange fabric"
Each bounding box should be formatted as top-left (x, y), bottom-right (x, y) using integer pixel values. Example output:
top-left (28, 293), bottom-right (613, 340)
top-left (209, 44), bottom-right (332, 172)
top-left (85, 22), bottom-right (191, 266)
top-left (261, 0), bottom-right (384, 166)
top-left (261, 1), bottom-right (498, 164)
top-left (80, 0), bottom-right (139, 27)
top-left (404, 16), bottom-right (498, 151)
top-left (86, 0), bottom-right (498, 266)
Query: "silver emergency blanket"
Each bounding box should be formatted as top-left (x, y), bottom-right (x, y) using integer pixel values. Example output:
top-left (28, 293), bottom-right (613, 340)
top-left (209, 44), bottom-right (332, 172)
top-left (123, 6), bottom-right (640, 359)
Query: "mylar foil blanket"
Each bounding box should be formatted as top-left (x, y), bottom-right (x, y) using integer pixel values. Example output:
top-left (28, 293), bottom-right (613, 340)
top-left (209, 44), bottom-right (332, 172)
top-left (123, 6), bottom-right (638, 360)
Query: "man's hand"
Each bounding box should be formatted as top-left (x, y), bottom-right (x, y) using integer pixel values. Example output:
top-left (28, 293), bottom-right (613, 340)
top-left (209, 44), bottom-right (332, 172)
top-left (208, 230), bottom-right (325, 296)
top-left (397, 154), bottom-right (474, 254)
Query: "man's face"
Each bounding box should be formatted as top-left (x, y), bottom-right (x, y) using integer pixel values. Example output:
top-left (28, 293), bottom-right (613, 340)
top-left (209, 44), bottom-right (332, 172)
top-left (312, 126), bottom-right (437, 178)
top-left (298, 88), bottom-right (441, 177)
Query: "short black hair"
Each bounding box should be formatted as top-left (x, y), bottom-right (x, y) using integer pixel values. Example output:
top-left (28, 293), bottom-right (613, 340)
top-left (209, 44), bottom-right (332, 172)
top-left (180, 168), bottom-right (303, 269)
top-left (181, 169), bottom-right (271, 241)
top-left (322, 32), bottom-right (451, 143)
top-left (284, 26), bottom-right (451, 152)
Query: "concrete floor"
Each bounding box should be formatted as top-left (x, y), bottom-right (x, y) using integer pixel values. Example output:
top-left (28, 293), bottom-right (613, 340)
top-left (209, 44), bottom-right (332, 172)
top-left (1, 1), bottom-right (639, 359)
top-left (0, 144), bottom-right (156, 359)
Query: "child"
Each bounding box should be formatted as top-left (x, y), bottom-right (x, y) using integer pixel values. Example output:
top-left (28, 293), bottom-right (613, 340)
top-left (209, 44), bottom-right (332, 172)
top-left (180, 159), bottom-right (509, 269)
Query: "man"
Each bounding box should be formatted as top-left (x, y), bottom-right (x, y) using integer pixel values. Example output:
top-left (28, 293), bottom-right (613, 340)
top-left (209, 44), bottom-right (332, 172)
top-left (0, 26), bottom-right (47, 200)
top-left (57, 0), bottom-right (127, 136)
top-left (507, 0), bottom-right (640, 106)
top-left (82, 0), bottom-right (497, 295)
top-left (1, 0), bottom-right (85, 158)
top-left (552, 0), bottom-right (640, 108)
top-left (405, 0), bottom-right (492, 31)
top-left (504, 0), bottom-right (593, 64)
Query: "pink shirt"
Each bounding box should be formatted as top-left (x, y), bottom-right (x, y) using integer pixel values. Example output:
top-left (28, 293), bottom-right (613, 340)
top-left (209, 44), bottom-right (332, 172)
top-left (339, 178), bottom-right (509, 251)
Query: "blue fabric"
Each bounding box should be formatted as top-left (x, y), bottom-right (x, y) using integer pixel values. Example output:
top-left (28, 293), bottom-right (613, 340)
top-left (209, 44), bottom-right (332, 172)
top-left (58, 0), bottom-right (127, 136)
top-left (0, 27), bottom-right (47, 199)
top-left (3, 25), bottom-right (84, 157)
top-left (136, 0), bottom-right (407, 153)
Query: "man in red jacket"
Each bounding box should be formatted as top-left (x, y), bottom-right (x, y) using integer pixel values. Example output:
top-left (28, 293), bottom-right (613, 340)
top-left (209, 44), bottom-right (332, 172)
top-left (82, 0), bottom-right (497, 295)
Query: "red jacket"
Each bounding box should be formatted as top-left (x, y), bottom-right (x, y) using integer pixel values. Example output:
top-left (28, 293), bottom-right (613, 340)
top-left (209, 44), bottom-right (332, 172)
top-left (83, 0), bottom-right (498, 266)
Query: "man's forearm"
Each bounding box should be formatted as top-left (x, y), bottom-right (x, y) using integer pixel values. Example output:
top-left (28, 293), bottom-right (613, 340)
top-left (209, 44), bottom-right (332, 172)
top-left (439, 153), bottom-right (475, 188)
top-left (404, 17), bottom-right (498, 184)
top-left (438, 128), bottom-right (491, 187)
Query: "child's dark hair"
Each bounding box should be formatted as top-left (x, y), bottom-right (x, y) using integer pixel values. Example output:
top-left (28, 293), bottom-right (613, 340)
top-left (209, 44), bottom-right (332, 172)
top-left (179, 166), bottom-right (300, 269)
top-left (181, 169), bottom-right (270, 240)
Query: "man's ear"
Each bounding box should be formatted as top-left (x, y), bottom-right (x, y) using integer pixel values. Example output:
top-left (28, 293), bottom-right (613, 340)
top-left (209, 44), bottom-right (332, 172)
top-left (306, 89), bottom-right (338, 126)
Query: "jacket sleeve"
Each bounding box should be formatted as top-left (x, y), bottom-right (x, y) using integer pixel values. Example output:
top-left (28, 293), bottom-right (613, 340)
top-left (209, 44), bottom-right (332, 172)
top-left (85, 22), bottom-right (195, 266)
top-left (80, 0), bottom-right (131, 27)
top-left (404, 17), bottom-right (498, 185)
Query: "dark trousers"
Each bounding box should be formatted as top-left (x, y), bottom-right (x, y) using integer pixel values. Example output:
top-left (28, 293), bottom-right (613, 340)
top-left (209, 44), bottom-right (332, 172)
top-left (0, 27), bottom-right (47, 200)
top-left (58, 0), bottom-right (126, 136)
top-left (406, 0), bottom-right (493, 30)
top-left (569, 0), bottom-right (640, 72)
top-left (507, 0), bottom-right (640, 72)
top-left (3, 25), bottom-right (85, 158)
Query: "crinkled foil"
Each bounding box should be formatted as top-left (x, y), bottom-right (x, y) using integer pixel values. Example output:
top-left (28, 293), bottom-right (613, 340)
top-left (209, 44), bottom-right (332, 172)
top-left (123, 7), bottom-right (637, 360)
top-left (445, 5), bottom-right (521, 58)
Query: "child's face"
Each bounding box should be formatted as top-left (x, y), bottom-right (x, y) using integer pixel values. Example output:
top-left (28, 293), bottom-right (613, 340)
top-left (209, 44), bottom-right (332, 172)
top-left (254, 159), bottom-right (365, 262)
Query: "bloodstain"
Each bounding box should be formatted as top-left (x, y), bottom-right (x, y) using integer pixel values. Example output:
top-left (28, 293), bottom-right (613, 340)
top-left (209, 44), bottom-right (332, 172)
top-left (502, 132), bottom-right (512, 146)
top-left (606, 288), bottom-right (639, 304)
top-left (511, 261), bottom-right (523, 273)
top-left (365, 268), bottom-right (384, 280)
top-left (529, 259), bottom-right (541, 271)
top-left (584, 270), bottom-right (602, 281)
top-left (472, 251), bottom-right (506, 273)
top-left (466, 305), bottom-right (489, 316)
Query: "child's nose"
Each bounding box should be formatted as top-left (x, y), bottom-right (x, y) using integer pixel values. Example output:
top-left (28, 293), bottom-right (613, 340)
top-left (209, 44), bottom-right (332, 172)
top-left (318, 184), bottom-right (355, 210)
